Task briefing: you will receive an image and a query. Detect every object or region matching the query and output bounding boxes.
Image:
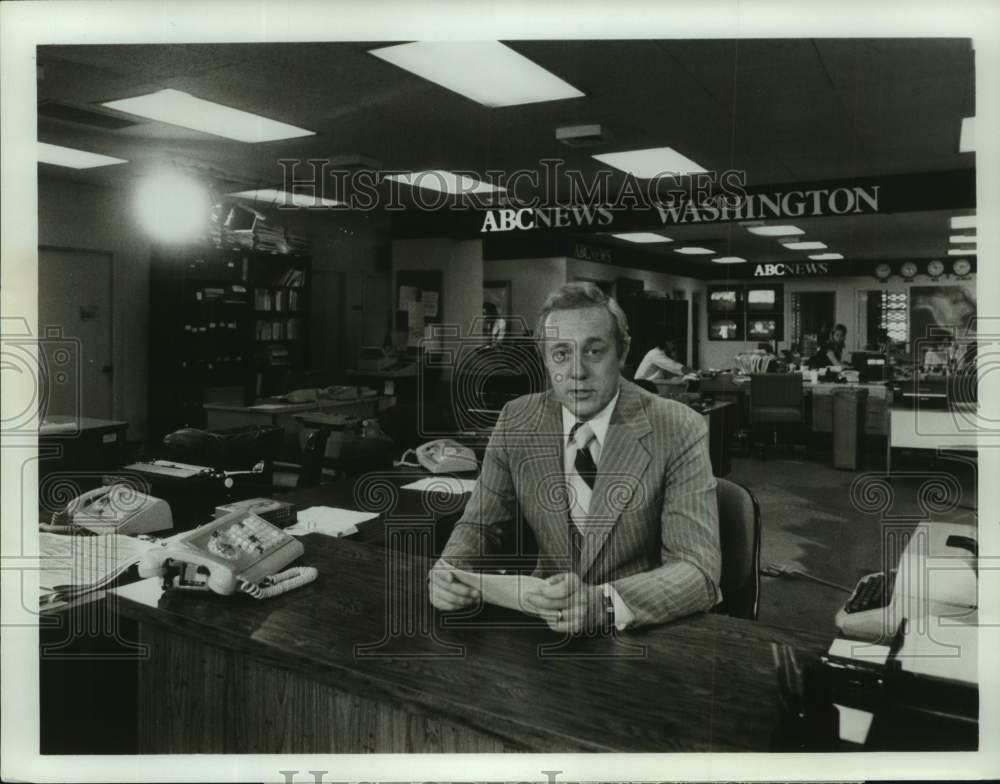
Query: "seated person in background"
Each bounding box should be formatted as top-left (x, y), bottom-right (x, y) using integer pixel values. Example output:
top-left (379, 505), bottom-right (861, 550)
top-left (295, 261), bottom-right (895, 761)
top-left (781, 342), bottom-right (803, 369)
top-left (756, 342), bottom-right (780, 372)
top-left (634, 338), bottom-right (691, 381)
top-left (824, 323), bottom-right (848, 366)
top-left (807, 323), bottom-right (848, 369)
top-left (430, 282), bottom-right (721, 631)
top-left (864, 328), bottom-right (892, 354)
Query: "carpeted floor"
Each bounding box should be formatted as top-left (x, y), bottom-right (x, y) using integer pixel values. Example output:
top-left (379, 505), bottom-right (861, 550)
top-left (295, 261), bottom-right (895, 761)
top-left (728, 449), bottom-right (978, 635)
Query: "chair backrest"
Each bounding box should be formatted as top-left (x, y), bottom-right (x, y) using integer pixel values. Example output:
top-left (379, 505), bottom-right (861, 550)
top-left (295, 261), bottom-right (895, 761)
top-left (714, 478), bottom-right (762, 621)
top-left (750, 372), bottom-right (803, 410)
top-left (633, 379), bottom-right (660, 395)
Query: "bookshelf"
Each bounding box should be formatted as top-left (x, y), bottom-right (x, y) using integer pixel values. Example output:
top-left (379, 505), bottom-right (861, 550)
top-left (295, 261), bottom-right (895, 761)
top-left (148, 244), bottom-right (311, 441)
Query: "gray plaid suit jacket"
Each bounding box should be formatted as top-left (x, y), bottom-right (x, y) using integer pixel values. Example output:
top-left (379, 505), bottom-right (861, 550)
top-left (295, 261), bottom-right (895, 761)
top-left (441, 379), bottom-right (722, 628)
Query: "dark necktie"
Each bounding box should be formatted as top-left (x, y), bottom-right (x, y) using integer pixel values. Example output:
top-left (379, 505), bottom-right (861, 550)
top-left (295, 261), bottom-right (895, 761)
top-left (567, 422), bottom-right (598, 571)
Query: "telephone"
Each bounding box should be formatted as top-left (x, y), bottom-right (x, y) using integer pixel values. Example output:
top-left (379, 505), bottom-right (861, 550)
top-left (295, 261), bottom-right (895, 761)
top-left (398, 439), bottom-right (478, 474)
top-left (138, 509), bottom-right (315, 598)
top-left (48, 484), bottom-right (173, 536)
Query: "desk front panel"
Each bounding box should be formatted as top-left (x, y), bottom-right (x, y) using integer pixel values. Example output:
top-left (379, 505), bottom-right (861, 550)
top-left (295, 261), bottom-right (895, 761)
top-left (117, 536), bottom-right (827, 753)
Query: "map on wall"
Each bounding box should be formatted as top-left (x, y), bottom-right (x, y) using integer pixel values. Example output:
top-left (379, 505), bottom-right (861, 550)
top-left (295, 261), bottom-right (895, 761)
top-left (910, 286), bottom-right (977, 342)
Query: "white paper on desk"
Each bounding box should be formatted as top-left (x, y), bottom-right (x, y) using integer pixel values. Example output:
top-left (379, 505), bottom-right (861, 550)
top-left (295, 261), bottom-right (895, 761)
top-left (445, 562), bottom-right (556, 620)
top-left (38, 533), bottom-right (155, 590)
top-left (248, 403), bottom-right (288, 410)
top-left (284, 506), bottom-right (376, 538)
top-left (401, 476), bottom-right (477, 495)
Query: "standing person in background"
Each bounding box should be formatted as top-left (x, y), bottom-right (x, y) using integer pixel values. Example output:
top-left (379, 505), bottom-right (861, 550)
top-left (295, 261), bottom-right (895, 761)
top-left (482, 301), bottom-right (507, 347)
top-left (634, 337), bottom-right (691, 381)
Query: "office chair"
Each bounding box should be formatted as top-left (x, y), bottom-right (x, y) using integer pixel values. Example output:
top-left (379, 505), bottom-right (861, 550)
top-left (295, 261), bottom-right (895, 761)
top-left (749, 373), bottom-right (804, 457)
top-left (713, 478), bottom-right (762, 621)
top-left (633, 379), bottom-right (660, 394)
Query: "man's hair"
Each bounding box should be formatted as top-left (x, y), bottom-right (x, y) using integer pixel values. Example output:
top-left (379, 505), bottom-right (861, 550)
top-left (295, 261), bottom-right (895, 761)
top-left (536, 281), bottom-right (631, 356)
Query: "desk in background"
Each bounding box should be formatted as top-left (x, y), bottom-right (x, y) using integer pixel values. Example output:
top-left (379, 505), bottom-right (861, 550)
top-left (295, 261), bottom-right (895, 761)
top-left (887, 403), bottom-right (980, 473)
top-left (113, 535), bottom-right (829, 753)
top-left (204, 397), bottom-right (387, 451)
top-left (38, 416), bottom-right (128, 482)
top-left (347, 364), bottom-right (418, 397)
top-left (698, 374), bottom-right (893, 437)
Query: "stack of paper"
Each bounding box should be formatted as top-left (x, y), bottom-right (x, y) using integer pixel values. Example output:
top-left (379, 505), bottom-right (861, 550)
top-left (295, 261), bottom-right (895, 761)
top-left (284, 506), bottom-right (377, 538)
top-left (39, 533), bottom-right (156, 607)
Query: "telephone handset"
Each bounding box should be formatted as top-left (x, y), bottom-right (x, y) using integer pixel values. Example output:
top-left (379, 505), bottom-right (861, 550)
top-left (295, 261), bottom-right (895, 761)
top-left (48, 484), bottom-right (173, 536)
top-left (396, 439), bottom-right (478, 474)
top-left (139, 509), bottom-right (316, 598)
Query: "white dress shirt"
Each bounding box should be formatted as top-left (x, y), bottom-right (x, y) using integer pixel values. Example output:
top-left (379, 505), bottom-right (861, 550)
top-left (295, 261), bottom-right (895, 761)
top-left (634, 347), bottom-right (685, 380)
top-left (560, 389), bottom-right (635, 629)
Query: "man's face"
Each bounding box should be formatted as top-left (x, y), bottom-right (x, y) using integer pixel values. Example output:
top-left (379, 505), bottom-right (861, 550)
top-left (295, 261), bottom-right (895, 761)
top-left (542, 306), bottom-right (627, 421)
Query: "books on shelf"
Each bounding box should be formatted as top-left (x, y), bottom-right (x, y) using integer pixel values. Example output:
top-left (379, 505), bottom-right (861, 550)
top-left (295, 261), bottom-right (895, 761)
top-left (255, 317), bottom-right (302, 341)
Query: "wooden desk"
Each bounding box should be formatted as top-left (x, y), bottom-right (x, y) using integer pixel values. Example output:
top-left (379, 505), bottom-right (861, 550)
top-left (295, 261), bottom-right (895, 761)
top-left (113, 536), bottom-right (829, 753)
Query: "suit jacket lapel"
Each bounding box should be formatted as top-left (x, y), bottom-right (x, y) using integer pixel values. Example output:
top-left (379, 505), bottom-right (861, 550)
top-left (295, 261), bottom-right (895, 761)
top-left (578, 382), bottom-right (653, 578)
top-left (526, 392), bottom-right (572, 570)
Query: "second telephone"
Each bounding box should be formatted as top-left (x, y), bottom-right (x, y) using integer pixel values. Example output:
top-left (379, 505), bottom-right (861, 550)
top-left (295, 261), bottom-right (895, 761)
top-left (139, 509), bottom-right (315, 598)
top-left (414, 439), bottom-right (478, 474)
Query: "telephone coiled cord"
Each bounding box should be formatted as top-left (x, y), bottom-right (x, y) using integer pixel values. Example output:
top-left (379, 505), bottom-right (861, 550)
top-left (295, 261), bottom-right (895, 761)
top-left (239, 566), bottom-right (318, 599)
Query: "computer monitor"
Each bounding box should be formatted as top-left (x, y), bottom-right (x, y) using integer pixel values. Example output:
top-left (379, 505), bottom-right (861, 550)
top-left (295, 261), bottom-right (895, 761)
top-left (709, 317), bottom-right (742, 340)
top-left (746, 286), bottom-right (779, 313)
top-left (708, 287), bottom-right (740, 313)
top-left (747, 318), bottom-right (777, 341)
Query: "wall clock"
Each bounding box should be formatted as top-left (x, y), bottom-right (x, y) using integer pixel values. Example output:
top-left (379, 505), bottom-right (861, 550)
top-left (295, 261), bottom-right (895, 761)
top-left (927, 259), bottom-right (945, 278)
top-left (900, 261), bottom-right (918, 280)
top-left (952, 258), bottom-right (972, 277)
top-left (874, 263), bottom-right (892, 280)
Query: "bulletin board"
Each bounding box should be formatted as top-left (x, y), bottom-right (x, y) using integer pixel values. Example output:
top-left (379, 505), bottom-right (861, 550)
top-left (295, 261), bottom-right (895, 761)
top-left (396, 270), bottom-right (443, 346)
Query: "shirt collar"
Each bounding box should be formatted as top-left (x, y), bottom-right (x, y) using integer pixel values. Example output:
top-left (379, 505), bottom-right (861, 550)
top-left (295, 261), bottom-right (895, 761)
top-left (561, 388), bottom-right (620, 448)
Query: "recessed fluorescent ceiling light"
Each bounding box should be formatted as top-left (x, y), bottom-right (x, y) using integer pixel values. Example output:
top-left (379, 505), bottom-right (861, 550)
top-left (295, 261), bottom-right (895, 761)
top-left (592, 147), bottom-right (706, 179)
top-left (949, 234), bottom-right (977, 243)
top-left (950, 215), bottom-right (976, 230)
top-left (781, 241), bottom-right (827, 251)
top-left (383, 171), bottom-right (504, 194)
top-left (960, 117), bottom-right (975, 153)
top-left (808, 253), bottom-right (844, 260)
top-left (369, 42), bottom-right (583, 108)
top-left (746, 225), bottom-right (804, 237)
top-left (38, 142), bottom-right (127, 169)
top-left (712, 257), bottom-right (746, 264)
top-left (612, 232), bottom-right (672, 243)
top-left (102, 89), bottom-right (314, 143)
top-left (674, 246), bottom-right (714, 255)
top-left (948, 249), bottom-right (974, 256)
top-left (229, 189), bottom-right (341, 208)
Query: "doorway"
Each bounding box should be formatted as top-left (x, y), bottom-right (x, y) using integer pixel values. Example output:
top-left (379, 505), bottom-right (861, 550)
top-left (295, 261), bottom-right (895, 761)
top-left (37, 247), bottom-right (114, 420)
top-left (790, 291), bottom-right (836, 355)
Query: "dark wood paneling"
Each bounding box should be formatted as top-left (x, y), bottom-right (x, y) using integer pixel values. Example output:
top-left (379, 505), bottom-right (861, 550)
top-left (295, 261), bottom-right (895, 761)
top-left (118, 535), bottom-right (829, 752)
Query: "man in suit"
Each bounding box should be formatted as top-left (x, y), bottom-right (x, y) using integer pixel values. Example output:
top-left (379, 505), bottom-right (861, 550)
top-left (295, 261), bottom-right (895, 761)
top-left (429, 282), bottom-right (721, 631)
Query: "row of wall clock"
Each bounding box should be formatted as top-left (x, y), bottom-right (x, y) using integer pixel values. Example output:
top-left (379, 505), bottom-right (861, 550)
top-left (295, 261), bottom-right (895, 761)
top-left (874, 258), bottom-right (972, 280)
